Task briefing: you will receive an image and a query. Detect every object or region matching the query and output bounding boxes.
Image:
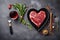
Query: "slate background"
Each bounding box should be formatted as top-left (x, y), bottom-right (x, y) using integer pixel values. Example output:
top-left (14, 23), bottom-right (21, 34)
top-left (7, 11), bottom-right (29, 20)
top-left (0, 0), bottom-right (60, 40)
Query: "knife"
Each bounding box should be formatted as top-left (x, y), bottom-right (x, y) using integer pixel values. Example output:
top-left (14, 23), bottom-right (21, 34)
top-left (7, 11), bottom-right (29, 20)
top-left (8, 20), bottom-right (13, 35)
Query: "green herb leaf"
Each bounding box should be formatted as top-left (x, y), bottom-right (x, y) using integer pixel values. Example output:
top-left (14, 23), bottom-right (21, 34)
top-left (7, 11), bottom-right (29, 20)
top-left (12, 3), bottom-right (32, 30)
top-left (26, 23), bottom-right (33, 30)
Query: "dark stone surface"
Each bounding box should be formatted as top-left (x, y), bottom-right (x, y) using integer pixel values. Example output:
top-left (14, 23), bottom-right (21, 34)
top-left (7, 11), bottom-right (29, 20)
top-left (0, 0), bottom-right (60, 40)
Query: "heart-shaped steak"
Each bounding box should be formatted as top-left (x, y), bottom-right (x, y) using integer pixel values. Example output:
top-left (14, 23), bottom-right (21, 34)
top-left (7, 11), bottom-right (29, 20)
top-left (27, 8), bottom-right (50, 31)
top-left (29, 11), bottom-right (46, 27)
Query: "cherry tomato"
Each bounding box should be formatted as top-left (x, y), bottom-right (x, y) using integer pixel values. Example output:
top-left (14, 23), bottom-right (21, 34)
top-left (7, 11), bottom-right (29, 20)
top-left (8, 4), bottom-right (12, 10)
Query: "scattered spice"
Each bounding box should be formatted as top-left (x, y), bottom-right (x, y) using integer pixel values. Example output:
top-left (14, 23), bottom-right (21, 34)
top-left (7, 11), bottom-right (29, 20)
top-left (46, 5), bottom-right (53, 32)
top-left (42, 29), bottom-right (49, 35)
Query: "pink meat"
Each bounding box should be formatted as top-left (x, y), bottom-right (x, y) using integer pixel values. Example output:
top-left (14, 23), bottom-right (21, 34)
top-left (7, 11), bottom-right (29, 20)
top-left (30, 11), bottom-right (46, 27)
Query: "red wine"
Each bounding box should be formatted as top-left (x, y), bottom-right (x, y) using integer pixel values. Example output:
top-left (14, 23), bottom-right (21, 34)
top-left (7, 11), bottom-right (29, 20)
top-left (9, 11), bottom-right (18, 20)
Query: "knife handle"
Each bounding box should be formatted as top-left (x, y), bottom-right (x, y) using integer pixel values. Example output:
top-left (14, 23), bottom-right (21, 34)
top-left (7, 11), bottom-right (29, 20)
top-left (9, 26), bottom-right (13, 35)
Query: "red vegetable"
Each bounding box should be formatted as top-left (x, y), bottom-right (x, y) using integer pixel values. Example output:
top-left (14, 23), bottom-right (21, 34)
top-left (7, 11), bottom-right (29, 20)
top-left (8, 4), bottom-right (12, 10)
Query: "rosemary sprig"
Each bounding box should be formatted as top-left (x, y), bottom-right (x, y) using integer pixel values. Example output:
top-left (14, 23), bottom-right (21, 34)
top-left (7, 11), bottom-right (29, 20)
top-left (21, 20), bottom-right (32, 30)
top-left (12, 3), bottom-right (32, 30)
top-left (13, 3), bottom-right (26, 22)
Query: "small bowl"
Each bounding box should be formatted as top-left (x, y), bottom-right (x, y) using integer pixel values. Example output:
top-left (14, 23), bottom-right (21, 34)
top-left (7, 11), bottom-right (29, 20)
top-left (9, 11), bottom-right (19, 20)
